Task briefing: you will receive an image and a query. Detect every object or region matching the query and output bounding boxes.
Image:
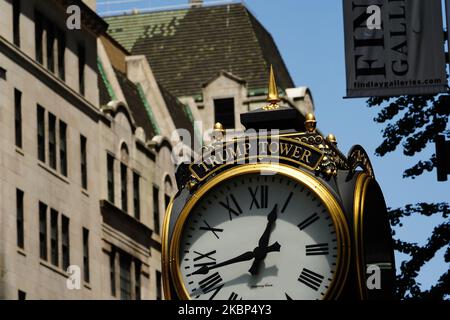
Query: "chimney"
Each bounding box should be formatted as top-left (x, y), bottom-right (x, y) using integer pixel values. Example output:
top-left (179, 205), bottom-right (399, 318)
top-left (189, 0), bottom-right (203, 8)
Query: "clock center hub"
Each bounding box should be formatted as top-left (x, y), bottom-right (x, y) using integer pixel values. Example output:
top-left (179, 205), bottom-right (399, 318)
top-left (253, 246), bottom-right (268, 260)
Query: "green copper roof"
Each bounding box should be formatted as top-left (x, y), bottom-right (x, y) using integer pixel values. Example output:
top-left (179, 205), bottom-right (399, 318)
top-left (106, 9), bottom-right (189, 52)
top-left (105, 3), bottom-right (294, 98)
top-left (97, 59), bottom-right (117, 101)
top-left (136, 83), bottom-right (161, 135)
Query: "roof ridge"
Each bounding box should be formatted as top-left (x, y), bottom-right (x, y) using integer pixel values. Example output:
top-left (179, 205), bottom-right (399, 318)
top-left (101, 1), bottom-right (243, 18)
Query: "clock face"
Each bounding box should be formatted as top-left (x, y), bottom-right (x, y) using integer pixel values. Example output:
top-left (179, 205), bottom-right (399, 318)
top-left (172, 170), bottom-right (346, 300)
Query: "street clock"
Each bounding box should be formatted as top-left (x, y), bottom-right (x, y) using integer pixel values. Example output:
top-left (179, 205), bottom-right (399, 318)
top-left (162, 67), bottom-right (395, 300)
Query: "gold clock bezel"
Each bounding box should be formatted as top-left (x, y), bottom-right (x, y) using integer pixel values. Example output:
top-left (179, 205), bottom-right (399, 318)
top-left (162, 197), bottom-right (175, 300)
top-left (354, 173), bottom-right (371, 300)
top-left (168, 163), bottom-right (351, 300)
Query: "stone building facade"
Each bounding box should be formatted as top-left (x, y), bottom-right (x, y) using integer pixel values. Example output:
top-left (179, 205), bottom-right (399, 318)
top-left (0, 0), bottom-right (194, 300)
top-left (0, 0), bottom-right (311, 300)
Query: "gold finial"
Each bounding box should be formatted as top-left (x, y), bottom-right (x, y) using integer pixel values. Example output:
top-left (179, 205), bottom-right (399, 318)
top-left (305, 113), bottom-right (317, 133)
top-left (212, 122), bottom-right (225, 142)
top-left (214, 122), bottom-right (225, 133)
top-left (263, 65), bottom-right (280, 110)
top-left (327, 134), bottom-right (337, 145)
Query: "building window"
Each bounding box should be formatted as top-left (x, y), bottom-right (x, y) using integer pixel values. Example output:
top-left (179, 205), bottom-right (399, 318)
top-left (46, 23), bottom-right (55, 73)
top-left (133, 173), bottom-right (140, 220)
top-left (50, 209), bottom-right (58, 266)
top-left (48, 113), bottom-right (57, 169)
top-left (111, 248), bottom-right (142, 300)
top-left (80, 135), bottom-right (87, 189)
top-left (82, 228), bottom-right (90, 283)
top-left (62, 215), bottom-right (70, 270)
top-left (59, 121), bottom-right (67, 176)
top-left (37, 105), bottom-right (45, 162)
top-left (38, 109), bottom-right (68, 172)
top-left (13, 0), bottom-right (21, 47)
top-left (135, 260), bottom-right (141, 300)
top-left (110, 249), bottom-right (116, 297)
top-left (14, 89), bottom-right (22, 148)
top-left (18, 290), bottom-right (26, 300)
top-left (39, 202), bottom-right (47, 260)
top-left (33, 11), bottom-right (65, 78)
top-left (156, 270), bottom-right (162, 300)
top-left (78, 44), bottom-right (85, 95)
top-left (121, 164), bottom-right (127, 212)
top-left (34, 11), bottom-right (43, 64)
top-left (119, 254), bottom-right (131, 300)
top-left (107, 154), bottom-right (115, 203)
top-left (153, 186), bottom-right (160, 235)
top-left (16, 189), bottom-right (24, 249)
top-left (57, 30), bottom-right (65, 80)
top-left (214, 98), bottom-right (235, 129)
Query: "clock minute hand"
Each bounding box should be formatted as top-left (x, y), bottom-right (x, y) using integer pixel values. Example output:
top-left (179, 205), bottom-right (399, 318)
top-left (191, 242), bottom-right (281, 276)
top-left (258, 204), bottom-right (278, 249)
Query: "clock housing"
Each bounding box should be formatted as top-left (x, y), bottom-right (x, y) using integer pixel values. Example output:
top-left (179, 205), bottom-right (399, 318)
top-left (168, 164), bottom-right (351, 300)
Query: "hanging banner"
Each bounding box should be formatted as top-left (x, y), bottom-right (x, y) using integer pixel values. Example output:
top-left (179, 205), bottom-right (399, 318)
top-left (343, 0), bottom-right (448, 98)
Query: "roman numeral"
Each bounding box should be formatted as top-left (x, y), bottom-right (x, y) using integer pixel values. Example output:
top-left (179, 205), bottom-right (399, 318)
top-left (228, 292), bottom-right (242, 300)
top-left (281, 192), bottom-right (293, 213)
top-left (199, 220), bottom-right (223, 239)
top-left (297, 213), bottom-right (320, 230)
top-left (306, 243), bottom-right (329, 256)
top-left (193, 250), bottom-right (216, 272)
top-left (298, 268), bottom-right (324, 291)
top-left (248, 185), bottom-right (269, 209)
top-left (219, 194), bottom-right (242, 221)
top-left (198, 272), bottom-right (224, 300)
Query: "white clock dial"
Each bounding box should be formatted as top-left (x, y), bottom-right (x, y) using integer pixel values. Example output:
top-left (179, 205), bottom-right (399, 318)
top-left (175, 171), bottom-right (342, 300)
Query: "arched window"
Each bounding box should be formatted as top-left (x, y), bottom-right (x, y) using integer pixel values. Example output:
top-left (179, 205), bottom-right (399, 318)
top-left (120, 142), bottom-right (129, 164)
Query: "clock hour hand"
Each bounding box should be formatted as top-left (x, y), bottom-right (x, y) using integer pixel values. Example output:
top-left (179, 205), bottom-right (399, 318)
top-left (249, 204), bottom-right (278, 275)
top-left (191, 242), bottom-right (281, 276)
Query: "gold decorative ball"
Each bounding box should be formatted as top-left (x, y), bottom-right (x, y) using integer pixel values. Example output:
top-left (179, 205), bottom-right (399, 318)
top-left (327, 134), bottom-right (337, 144)
top-left (214, 122), bottom-right (224, 131)
top-left (305, 113), bottom-right (316, 122)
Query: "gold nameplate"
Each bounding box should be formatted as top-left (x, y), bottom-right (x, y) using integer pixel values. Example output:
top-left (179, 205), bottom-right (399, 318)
top-left (189, 137), bottom-right (324, 181)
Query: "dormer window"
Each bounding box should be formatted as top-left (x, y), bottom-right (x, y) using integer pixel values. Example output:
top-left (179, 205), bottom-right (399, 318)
top-left (214, 98), bottom-right (235, 129)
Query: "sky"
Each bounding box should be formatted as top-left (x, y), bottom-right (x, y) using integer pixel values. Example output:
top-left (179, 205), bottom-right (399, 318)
top-left (96, 0), bottom-right (450, 291)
